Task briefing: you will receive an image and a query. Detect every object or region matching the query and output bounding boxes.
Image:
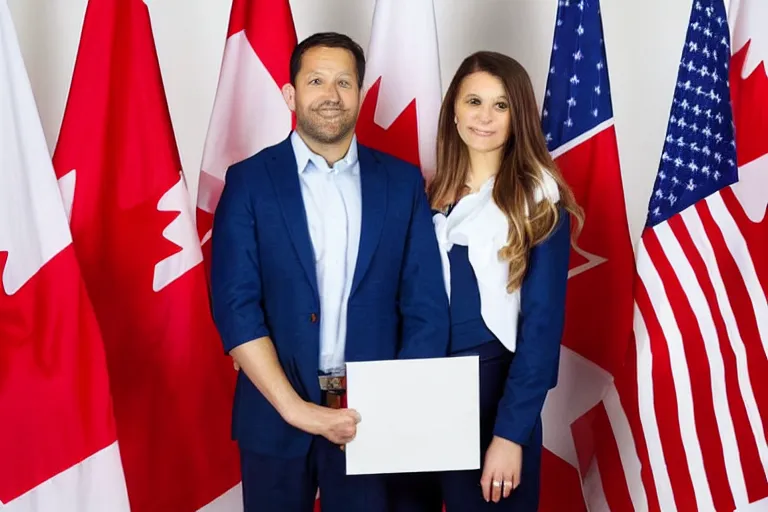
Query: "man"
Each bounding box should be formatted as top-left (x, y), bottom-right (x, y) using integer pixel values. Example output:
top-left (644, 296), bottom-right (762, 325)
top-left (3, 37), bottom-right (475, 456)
top-left (209, 32), bottom-right (449, 512)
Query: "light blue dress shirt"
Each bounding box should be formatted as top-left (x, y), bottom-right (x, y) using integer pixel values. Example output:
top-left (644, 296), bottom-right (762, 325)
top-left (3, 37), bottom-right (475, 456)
top-left (290, 131), bottom-right (361, 373)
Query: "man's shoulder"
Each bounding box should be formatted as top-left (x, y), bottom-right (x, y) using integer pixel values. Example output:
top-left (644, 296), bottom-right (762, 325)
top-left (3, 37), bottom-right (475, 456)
top-left (359, 143), bottom-right (424, 187)
top-left (226, 137), bottom-right (291, 182)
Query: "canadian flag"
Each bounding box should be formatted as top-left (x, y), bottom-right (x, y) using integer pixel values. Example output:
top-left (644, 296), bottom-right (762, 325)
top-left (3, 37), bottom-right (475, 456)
top-left (196, 2), bottom-right (308, 509)
top-left (196, 0), bottom-right (296, 254)
top-left (729, 0), bottom-right (768, 218)
top-left (0, 2), bottom-right (129, 510)
top-left (727, 2), bottom-right (768, 508)
top-left (51, 0), bottom-right (240, 510)
top-left (356, 0), bottom-right (442, 179)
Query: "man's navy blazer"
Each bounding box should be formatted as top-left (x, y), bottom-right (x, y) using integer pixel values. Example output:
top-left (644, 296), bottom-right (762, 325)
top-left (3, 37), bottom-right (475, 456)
top-left (209, 136), bottom-right (450, 457)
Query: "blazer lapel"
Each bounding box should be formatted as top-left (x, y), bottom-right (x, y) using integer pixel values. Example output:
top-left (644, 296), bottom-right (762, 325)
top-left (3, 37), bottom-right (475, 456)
top-left (266, 138), bottom-right (319, 298)
top-left (351, 145), bottom-right (387, 296)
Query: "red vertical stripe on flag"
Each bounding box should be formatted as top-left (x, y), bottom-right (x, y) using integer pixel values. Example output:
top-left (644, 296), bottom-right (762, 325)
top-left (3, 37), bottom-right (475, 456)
top-left (644, 226), bottom-right (735, 512)
top-left (634, 261), bottom-right (697, 510)
top-left (679, 205), bottom-right (768, 502)
top-left (701, 201), bottom-right (768, 505)
top-left (678, 208), bottom-right (768, 503)
top-left (613, 335), bottom-right (663, 512)
top-left (701, 195), bottom-right (768, 433)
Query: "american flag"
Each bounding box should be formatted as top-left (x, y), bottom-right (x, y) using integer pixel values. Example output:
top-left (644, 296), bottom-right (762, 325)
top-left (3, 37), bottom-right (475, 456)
top-left (538, 0), bottom-right (636, 509)
top-left (592, 0), bottom-right (768, 510)
top-left (543, 0), bottom-right (613, 150)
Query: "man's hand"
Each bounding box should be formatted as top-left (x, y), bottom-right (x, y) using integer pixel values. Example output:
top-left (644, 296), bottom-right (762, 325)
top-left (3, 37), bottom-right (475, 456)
top-left (480, 436), bottom-right (523, 503)
top-left (228, 341), bottom-right (360, 444)
top-left (290, 403), bottom-right (361, 445)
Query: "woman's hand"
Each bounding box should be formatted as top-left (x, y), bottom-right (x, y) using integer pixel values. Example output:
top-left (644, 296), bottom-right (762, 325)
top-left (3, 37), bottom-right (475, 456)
top-left (480, 436), bottom-right (523, 503)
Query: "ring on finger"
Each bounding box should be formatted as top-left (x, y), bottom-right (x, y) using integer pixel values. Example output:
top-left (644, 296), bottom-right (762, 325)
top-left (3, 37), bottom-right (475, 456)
top-left (492, 480), bottom-right (502, 488)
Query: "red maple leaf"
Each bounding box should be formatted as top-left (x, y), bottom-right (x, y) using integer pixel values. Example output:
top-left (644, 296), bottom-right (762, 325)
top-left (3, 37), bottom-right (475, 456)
top-left (731, 40), bottom-right (768, 167)
top-left (0, 247), bottom-right (116, 504)
top-left (356, 77), bottom-right (421, 168)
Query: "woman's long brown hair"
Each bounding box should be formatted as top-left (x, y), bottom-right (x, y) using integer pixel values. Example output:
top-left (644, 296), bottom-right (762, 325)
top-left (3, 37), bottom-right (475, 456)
top-left (428, 51), bottom-right (584, 292)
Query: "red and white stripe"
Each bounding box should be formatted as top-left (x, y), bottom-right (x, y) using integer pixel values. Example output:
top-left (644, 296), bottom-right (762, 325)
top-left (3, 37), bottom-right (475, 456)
top-left (580, 1), bottom-right (768, 509)
top-left (580, 190), bottom-right (768, 511)
top-left (584, 180), bottom-right (768, 512)
top-left (627, 195), bottom-right (768, 511)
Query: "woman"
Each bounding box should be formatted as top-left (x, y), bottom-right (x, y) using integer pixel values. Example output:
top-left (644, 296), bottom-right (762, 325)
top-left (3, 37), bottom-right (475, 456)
top-left (429, 51), bottom-right (583, 510)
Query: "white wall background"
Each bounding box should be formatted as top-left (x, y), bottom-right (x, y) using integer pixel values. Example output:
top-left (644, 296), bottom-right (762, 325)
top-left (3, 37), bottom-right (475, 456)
top-left (7, 0), bottom-right (707, 248)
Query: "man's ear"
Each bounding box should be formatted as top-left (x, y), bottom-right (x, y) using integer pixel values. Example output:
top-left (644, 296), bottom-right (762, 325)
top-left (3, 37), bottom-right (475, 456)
top-left (282, 83), bottom-right (296, 112)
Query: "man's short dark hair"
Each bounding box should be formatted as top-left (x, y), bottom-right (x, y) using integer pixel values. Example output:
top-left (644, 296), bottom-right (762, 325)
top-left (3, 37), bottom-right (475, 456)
top-left (289, 32), bottom-right (366, 88)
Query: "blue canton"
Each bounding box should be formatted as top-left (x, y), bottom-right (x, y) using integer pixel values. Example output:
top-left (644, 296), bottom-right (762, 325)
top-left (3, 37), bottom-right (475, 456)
top-left (542, 0), bottom-right (614, 152)
top-left (646, 0), bottom-right (737, 227)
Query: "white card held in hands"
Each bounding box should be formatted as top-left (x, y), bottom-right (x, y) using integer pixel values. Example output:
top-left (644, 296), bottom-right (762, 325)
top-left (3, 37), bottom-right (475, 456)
top-left (344, 356), bottom-right (480, 475)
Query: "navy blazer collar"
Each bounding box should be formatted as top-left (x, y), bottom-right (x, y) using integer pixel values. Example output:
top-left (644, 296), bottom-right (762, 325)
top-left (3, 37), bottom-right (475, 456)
top-left (265, 135), bottom-right (387, 300)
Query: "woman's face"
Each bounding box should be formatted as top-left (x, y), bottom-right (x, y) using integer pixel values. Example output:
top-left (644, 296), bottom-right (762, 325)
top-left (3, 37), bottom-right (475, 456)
top-left (453, 71), bottom-right (512, 154)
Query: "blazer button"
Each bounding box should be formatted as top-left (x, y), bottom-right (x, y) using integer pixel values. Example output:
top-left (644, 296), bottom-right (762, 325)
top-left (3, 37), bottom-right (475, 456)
top-left (310, 313), bottom-right (318, 323)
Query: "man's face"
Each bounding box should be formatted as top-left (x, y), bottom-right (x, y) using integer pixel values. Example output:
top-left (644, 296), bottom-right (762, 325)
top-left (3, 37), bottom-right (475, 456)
top-left (283, 46), bottom-right (361, 145)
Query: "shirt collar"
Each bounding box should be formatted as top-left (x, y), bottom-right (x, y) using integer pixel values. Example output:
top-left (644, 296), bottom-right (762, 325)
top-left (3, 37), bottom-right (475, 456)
top-left (290, 130), bottom-right (359, 175)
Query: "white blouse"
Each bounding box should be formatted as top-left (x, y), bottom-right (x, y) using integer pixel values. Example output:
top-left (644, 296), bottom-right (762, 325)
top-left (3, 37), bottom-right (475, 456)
top-left (432, 172), bottom-right (560, 353)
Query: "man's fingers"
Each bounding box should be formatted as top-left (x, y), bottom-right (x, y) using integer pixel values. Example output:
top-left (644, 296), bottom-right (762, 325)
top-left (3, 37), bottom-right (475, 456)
top-left (342, 424), bottom-right (356, 438)
top-left (346, 409), bottom-right (362, 423)
top-left (329, 430), bottom-right (354, 445)
top-left (333, 419), bottom-right (357, 443)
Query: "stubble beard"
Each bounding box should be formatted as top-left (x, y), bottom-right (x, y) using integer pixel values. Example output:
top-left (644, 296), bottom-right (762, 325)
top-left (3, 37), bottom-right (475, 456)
top-left (297, 105), bottom-right (357, 145)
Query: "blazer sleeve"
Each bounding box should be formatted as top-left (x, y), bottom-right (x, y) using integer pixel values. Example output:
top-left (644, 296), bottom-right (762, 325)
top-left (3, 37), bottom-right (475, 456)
top-left (493, 207), bottom-right (571, 445)
top-left (396, 167), bottom-right (450, 360)
top-left (209, 162), bottom-right (271, 353)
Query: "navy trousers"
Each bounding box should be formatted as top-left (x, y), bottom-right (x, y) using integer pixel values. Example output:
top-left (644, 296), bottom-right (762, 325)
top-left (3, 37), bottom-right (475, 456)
top-left (440, 340), bottom-right (543, 511)
top-left (240, 436), bottom-right (389, 512)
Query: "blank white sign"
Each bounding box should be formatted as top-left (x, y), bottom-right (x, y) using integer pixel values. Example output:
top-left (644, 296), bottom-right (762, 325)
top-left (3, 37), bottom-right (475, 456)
top-left (344, 355), bottom-right (480, 475)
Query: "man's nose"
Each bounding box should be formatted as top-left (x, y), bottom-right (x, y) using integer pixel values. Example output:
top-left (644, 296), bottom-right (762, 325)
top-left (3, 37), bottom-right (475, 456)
top-left (324, 82), bottom-right (341, 101)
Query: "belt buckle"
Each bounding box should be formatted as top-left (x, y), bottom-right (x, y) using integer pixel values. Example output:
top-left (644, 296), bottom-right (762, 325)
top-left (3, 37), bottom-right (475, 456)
top-left (319, 371), bottom-right (347, 410)
top-left (318, 374), bottom-right (346, 392)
